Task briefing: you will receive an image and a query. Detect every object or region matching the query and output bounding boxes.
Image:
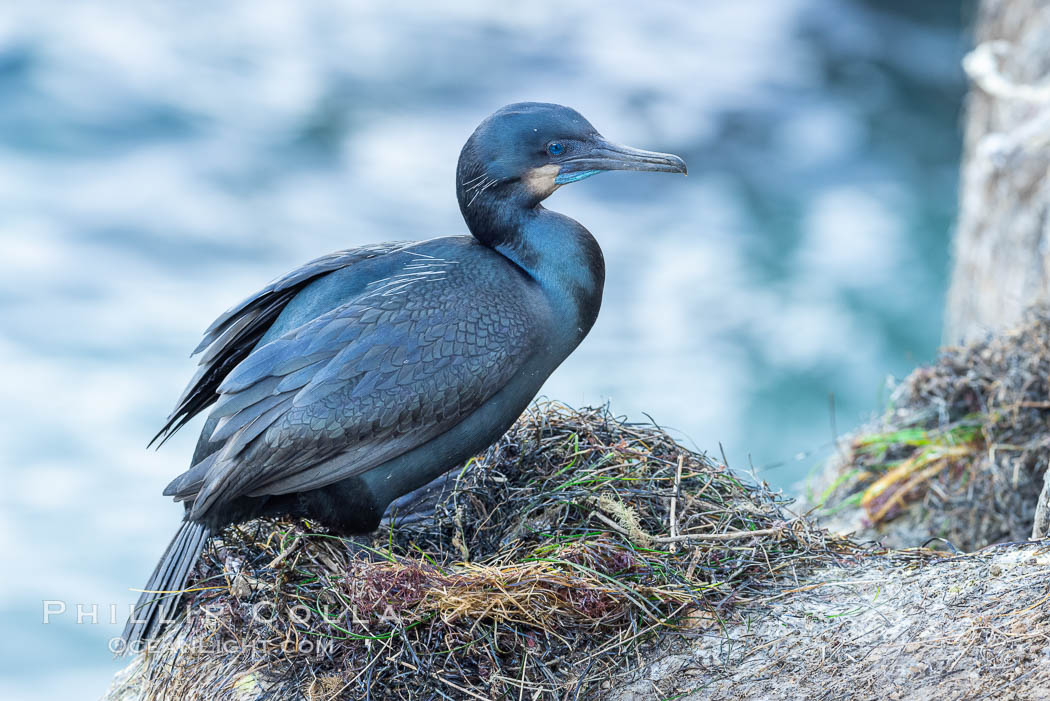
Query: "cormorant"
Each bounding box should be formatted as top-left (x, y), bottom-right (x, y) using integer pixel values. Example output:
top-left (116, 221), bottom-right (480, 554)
top-left (121, 102), bottom-right (686, 650)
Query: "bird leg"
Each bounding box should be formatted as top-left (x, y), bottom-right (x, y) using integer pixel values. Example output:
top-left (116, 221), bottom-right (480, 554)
top-left (380, 468), bottom-right (460, 528)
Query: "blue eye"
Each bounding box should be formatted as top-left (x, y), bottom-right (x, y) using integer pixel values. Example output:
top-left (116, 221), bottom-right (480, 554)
top-left (547, 142), bottom-right (565, 156)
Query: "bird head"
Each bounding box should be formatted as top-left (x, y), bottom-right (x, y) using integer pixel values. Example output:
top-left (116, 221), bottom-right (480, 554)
top-left (457, 102), bottom-right (687, 209)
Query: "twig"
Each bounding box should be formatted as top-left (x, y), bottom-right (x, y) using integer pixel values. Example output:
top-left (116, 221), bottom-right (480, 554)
top-left (669, 455), bottom-right (683, 553)
top-left (1031, 459), bottom-right (1050, 540)
top-left (432, 674), bottom-right (492, 701)
top-left (267, 535), bottom-right (301, 569)
top-left (654, 527), bottom-right (786, 544)
top-left (591, 507), bottom-right (786, 545)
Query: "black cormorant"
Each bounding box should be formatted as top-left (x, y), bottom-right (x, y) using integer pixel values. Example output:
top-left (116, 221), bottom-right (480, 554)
top-left (121, 102), bottom-right (686, 650)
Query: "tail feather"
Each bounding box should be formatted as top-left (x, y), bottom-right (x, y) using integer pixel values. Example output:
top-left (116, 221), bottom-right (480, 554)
top-left (121, 520), bottom-right (211, 654)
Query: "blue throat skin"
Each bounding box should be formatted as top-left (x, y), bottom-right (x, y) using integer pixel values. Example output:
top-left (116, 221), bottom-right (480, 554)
top-left (121, 102), bottom-right (686, 652)
top-left (554, 169), bottom-right (602, 184)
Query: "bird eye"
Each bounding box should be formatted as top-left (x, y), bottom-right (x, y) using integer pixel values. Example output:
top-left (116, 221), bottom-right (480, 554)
top-left (547, 142), bottom-right (565, 156)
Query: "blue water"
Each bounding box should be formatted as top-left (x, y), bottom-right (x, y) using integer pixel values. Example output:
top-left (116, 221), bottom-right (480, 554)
top-left (0, 1), bottom-right (970, 697)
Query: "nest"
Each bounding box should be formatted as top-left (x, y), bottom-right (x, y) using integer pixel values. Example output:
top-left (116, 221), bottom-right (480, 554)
top-left (810, 310), bottom-right (1050, 550)
top-left (115, 403), bottom-right (855, 700)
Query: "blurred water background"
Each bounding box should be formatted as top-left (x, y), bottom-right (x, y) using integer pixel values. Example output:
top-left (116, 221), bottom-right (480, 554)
top-left (0, 1), bottom-right (972, 697)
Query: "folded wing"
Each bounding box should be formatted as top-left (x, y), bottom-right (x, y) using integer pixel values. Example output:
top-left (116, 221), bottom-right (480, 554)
top-left (166, 259), bottom-right (537, 520)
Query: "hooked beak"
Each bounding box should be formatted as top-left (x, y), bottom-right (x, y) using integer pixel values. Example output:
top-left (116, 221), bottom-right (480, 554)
top-left (554, 137), bottom-right (687, 185)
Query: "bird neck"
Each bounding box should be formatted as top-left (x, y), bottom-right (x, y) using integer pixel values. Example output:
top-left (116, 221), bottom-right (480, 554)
top-left (462, 195), bottom-right (605, 339)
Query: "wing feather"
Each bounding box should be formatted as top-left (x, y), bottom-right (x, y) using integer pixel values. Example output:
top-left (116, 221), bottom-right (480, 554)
top-left (182, 255), bottom-right (538, 519)
top-left (150, 242), bottom-right (410, 446)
